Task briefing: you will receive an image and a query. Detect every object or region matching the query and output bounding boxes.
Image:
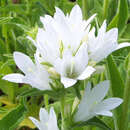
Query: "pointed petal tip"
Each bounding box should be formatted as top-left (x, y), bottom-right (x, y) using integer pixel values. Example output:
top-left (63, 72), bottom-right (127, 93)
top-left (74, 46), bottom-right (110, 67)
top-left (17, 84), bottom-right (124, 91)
top-left (96, 111), bottom-right (113, 117)
top-left (116, 42), bottom-right (130, 50)
top-left (73, 4), bottom-right (81, 10)
top-left (13, 51), bottom-right (21, 57)
top-left (61, 77), bottom-right (77, 88)
top-left (27, 36), bottom-right (37, 46)
top-left (2, 73), bottom-right (24, 83)
top-left (77, 66), bottom-right (96, 80)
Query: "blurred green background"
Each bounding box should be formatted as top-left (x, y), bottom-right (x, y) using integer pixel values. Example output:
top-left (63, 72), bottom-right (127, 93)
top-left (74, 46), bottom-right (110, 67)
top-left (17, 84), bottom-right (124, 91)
top-left (0, 0), bottom-right (130, 129)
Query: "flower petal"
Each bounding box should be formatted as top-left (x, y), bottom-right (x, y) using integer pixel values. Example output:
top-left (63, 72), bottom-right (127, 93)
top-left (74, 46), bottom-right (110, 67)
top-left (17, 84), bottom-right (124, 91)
top-left (98, 20), bottom-right (107, 36)
top-left (90, 80), bottom-right (110, 103)
top-left (96, 111), bottom-right (113, 117)
top-left (23, 69), bottom-right (50, 90)
top-left (14, 52), bottom-right (35, 74)
top-left (69, 4), bottom-right (82, 25)
top-left (74, 82), bottom-right (92, 122)
top-left (2, 73), bottom-right (24, 83)
top-left (95, 98), bottom-right (123, 112)
top-left (77, 66), bottom-right (95, 80)
top-left (29, 117), bottom-right (42, 129)
top-left (61, 77), bottom-right (77, 88)
top-left (85, 14), bottom-right (97, 27)
top-left (115, 42), bottom-right (130, 50)
top-left (49, 107), bottom-right (57, 124)
top-left (48, 107), bottom-right (59, 130)
top-left (106, 28), bottom-right (118, 42)
top-left (27, 36), bottom-right (37, 47)
top-left (39, 108), bottom-right (49, 123)
top-left (75, 43), bottom-right (88, 74)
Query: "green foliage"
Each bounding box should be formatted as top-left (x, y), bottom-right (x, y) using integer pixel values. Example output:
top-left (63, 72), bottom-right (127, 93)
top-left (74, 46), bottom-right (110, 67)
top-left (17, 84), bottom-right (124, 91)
top-left (72, 117), bottom-right (111, 130)
top-left (0, 103), bottom-right (26, 130)
top-left (107, 0), bottom-right (129, 36)
top-left (0, 0), bottom-right (129, 129)
top-left (106, 55), bottom-right (124, 129)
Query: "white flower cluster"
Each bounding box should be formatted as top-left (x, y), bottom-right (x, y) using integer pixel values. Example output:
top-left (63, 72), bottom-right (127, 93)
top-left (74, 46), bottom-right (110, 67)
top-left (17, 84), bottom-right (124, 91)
top-left (2, 4), bottom-right (129, 130)
top-left (3, 5), bottom-right (130, 89)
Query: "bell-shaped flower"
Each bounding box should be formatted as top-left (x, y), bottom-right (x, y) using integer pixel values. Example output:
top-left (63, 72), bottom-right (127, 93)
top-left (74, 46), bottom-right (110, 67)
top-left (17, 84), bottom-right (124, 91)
top-left (27, 25), bottom-right (60, 65)
top-left (52, 4), bottom-right (96, 52)
top-left (74, 80), bottom-right (123, 122)
top-left (54, 43), bottom-right (95, 88)
top-left (87, 20), bottom-right (130, 62)
top-left (28, 4), bottom-right (96, 65)
top-left (29, 107), bottom-right (59, 130)
top-left (2, 52), bottom-right (50, 90)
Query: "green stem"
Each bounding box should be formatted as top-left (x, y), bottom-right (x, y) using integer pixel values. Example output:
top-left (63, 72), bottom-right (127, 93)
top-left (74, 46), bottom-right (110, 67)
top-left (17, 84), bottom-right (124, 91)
top-left (86, 126), bottom-right (92, 130)
top-left (44, 94), bottom-right (49, 111)
top-left (118, 38), bottom-right (130, 43)
top-left (95, 17), bottom-right (99, 31)
top-left (119, 57), bottom-right (130, 130)
top-left (61, 96), bottom-right (65, 130)
top-left (82, 0), bottom-right (88, 19)
top-left (103, 0), bottom-right (109, 19)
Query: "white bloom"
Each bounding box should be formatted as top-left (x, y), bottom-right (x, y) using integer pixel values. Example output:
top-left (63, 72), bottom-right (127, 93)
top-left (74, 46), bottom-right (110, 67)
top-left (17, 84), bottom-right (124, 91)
top-left (27, 26), bottom-right (60, 65)
top-left (54, 43), bottom-right (95, 88)
top-left (29, 107), bottom-right (59, 130)
top-left (74, 80), bottom-right (123, 122)
top-left (2, 52), bottom-right (50, 90)
top-left (52, 4), bottom-right (96, 52)
top-left (32, 4), bottom-right (96, 60)
top-left (87, 20), bottom-right (130, 62)
top-left (27, 5), bottom-right (96, 88)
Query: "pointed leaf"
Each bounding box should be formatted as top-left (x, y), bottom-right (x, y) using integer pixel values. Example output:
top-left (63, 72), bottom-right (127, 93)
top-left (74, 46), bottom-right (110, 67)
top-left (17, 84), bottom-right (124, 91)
top-left (106, 55), bottom-right (124, 128)
top-left (72, 117), bottom-right (111, 130)
top-left (0, 104), bottom-right (26, 130)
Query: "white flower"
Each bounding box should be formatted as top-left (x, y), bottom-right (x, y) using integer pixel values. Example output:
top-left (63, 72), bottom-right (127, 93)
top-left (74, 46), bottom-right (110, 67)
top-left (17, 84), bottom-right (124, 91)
top-left (2, 52), bottom-right (50, 90)
top-left (54, 43), bottom-right (95, 88)
top-left (52, 4), bottom-right (96, 52)
top-left (74, 80), bottom-right (123, 122)
top-left (27, 26), bottom-right (60, 65)
top-left (87, 20), bottom-right (130, 62)
top-left (29, 107), bottom-right (59, 130)
top-left (27, 5), bottom-right (96, 88)
top-left (31, 4), bottom-right (96, 61)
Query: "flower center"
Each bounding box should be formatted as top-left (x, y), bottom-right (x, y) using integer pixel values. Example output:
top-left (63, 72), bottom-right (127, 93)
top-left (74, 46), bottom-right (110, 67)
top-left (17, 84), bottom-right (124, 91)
top-left (66, 61), bottom-right (79, 78)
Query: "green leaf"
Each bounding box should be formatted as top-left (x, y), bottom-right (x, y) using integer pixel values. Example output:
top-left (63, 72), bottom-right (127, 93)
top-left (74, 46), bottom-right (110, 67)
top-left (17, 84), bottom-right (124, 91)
top-left (40, 0), bottom-right (55, 15)
top-left (19, 88), bottom-right (45, 97)
top-left (117, 0), bottom-right (129, 36)
top-left (106, 55), bottom-right (125, 128)
top-left (19, 88), bottom-right (63, 99)
top-left (121, 24), bottom-right (130, 39)
top-left (72, 117), bottom-right (111, 130)
top-left (107, 14), bottom-right (118, 30)
top-left (0, 104), bottom-right (26, 130)
top-left (0, 4), bottom-right (26, 14)
top-left (107, 0), bottom-right (128, 35)
top-left (0, 17), bottom-right (13, 24)
top-left (106, 55), bottom-right (125, 98)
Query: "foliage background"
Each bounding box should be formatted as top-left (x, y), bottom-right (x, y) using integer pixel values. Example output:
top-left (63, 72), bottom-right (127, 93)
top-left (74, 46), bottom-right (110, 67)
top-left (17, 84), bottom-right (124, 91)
top-left (0, 0), bottom-right (130, 130)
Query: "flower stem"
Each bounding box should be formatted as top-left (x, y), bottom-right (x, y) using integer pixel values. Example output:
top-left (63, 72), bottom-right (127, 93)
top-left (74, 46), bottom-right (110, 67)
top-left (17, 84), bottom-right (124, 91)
top-left (86, 126), bottom-right (92, 130)
top-left (82, 0), bottom-right (88, 19)
top-left (119, 56), bottom-right (130, 130)
top-left (44, 94), bottom-right (49, 111)
top-left (61, 96), bottom-right (65, 130)
top-left (103, 0), bottom-right (109, 19)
